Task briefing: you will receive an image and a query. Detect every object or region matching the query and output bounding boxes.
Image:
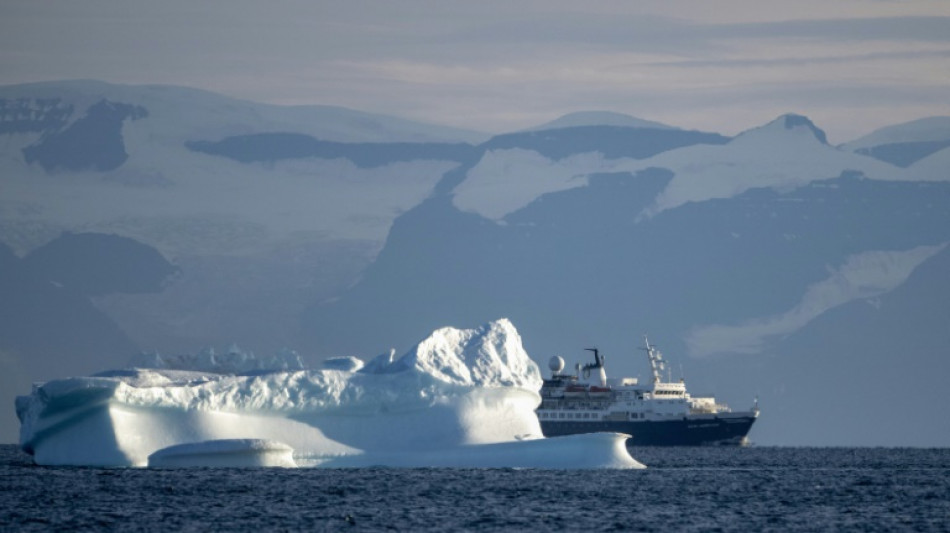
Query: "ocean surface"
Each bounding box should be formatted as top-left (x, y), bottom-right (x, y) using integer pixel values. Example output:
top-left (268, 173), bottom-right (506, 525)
top-left (1, 444), bottom-right (948, 531)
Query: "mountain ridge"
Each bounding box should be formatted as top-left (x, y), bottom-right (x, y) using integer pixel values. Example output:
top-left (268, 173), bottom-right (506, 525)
top-left (522, 111), bottom-right (677, 132)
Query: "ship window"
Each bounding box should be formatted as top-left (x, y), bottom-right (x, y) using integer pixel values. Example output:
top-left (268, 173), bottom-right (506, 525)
top-left (559, 413), bottom-right (565, 419)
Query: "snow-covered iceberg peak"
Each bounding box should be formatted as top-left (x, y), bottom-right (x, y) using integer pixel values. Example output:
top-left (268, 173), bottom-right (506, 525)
top-left (388, 318), bottom-right (542, 389)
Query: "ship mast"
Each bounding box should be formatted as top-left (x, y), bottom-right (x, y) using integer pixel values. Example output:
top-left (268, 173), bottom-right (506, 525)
top-left (641, 335), bottom-right (665, 384)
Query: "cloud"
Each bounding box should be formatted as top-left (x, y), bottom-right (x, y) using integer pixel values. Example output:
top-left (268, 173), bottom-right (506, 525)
top-left (710, 16), bottom-right (950, 43)
top-left (648, 48), bottom-right (950, 69)
top-left (1, 2), bottom-right (949, 140)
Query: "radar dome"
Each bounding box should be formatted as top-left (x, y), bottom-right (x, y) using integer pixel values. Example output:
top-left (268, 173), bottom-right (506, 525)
top-left (548, 356), bottom-right (565, 373)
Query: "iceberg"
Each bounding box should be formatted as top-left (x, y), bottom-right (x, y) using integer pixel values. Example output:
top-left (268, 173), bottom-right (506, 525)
top-left (15, 319), bottom-right (644, 469)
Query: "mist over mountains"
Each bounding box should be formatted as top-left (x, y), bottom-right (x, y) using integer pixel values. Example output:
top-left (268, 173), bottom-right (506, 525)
top-left (1, 80), bottom-right (948, 445)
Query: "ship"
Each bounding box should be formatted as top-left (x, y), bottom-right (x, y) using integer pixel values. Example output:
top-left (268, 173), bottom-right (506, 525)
top-left (536, 336), bottom-right (759, 446)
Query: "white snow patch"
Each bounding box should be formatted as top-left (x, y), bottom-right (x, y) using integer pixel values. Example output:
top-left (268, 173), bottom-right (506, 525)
top-left (452, 149), bottom-right (637, 220)
top-left (686, 243), bottom-right (947, 357)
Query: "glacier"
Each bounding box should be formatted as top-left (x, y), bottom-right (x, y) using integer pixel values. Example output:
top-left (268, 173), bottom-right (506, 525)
top-left (15, 318), bottom-right (643, 469)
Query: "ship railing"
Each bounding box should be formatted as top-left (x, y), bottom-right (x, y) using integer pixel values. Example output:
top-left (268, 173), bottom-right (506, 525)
top-left (688, 402), bottom-right (732, 414)
top-left (542, 401), bottom-right (610, 410)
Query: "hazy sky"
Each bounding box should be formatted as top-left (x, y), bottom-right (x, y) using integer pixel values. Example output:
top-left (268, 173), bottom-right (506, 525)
top-left (2, 0), bottom-right (949, 142)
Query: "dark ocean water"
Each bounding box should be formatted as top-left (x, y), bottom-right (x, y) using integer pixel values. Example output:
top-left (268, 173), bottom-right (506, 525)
top-left (1, 444), bottom-right (948, 532)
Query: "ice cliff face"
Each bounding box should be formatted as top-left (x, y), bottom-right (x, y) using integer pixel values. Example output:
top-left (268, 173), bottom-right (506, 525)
top-left (15, 319), bottom-right (625, 469)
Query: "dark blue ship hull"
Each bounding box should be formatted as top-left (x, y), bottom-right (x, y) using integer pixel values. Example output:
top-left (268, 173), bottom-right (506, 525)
top-left (540, 415), bottom-right (757, 446)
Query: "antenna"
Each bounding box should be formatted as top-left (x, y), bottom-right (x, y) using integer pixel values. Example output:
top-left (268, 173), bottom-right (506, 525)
top-left (581, 347), bottom-right (606, 386)
top-left (584, 347), bottom-right (605, 368)
top-left (641, 335), bottom-right (663, 384)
